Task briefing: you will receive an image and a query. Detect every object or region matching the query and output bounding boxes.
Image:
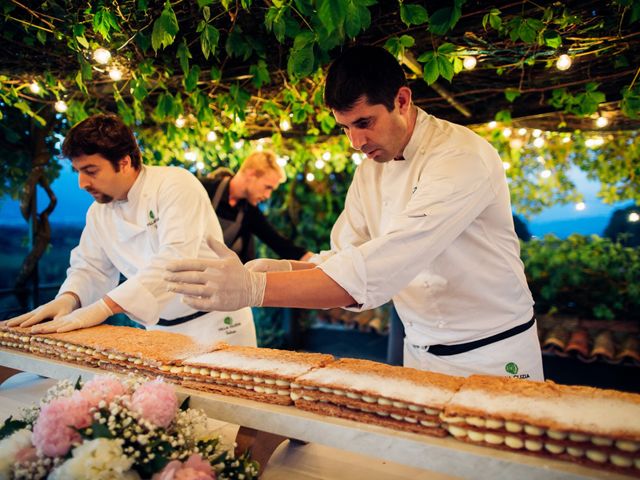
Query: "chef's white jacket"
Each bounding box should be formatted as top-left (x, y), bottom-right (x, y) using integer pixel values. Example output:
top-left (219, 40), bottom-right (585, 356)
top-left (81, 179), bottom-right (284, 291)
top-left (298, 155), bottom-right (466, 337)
top-left (316, 109), bottom-right (543, 379)
top-left (58, 165), bottom-right (256, 346)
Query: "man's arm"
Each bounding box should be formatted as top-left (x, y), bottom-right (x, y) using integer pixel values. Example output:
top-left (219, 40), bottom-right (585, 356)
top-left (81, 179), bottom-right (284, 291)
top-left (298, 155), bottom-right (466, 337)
top-left (262, 268), bottom-right (355, 308)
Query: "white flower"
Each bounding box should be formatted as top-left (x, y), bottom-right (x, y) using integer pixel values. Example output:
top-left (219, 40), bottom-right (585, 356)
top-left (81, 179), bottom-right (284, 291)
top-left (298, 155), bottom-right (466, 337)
top-left (48, 438), bottom-right (140, 480)
top-left (0, 428), bottom-right (32, 480)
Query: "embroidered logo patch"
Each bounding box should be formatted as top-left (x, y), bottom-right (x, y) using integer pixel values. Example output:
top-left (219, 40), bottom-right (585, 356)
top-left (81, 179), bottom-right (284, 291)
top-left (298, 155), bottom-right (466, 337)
top-left (147, 209), bottom-right (159, 227)
top-left (224, 316), bottom-right (233, 325)
top-left (505, 362), bottom-right (519, 375)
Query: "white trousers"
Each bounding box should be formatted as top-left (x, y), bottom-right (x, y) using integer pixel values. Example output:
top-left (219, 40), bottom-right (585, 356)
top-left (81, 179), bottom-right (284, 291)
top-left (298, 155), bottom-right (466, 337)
top-left (147, 307), bottom-right (257, 347)
top-left (403, 321), bottom-right (544, 381)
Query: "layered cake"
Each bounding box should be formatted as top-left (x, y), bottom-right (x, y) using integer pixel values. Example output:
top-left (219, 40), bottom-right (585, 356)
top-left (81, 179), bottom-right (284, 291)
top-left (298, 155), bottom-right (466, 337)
top-left (0, 324), bottom-right (215, 377)
top-left (441, 375), bottom-right (640, 473)
top-left (292, 358), bottom-right (464, 437)
top-left (181, 345), bottom-right (334, 405)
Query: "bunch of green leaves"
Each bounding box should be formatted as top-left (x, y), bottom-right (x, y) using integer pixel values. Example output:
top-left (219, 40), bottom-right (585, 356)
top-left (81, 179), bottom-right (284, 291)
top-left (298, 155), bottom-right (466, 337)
top-left (521, 234), bottom-right (640, 320)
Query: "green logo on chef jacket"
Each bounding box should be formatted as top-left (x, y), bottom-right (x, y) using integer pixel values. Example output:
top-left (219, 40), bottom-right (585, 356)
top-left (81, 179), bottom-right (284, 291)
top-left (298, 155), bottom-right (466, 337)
top-left (149, 210), bottom-right (155, 220)
top-left (505, 362), bottom-right (519, 374)
top-left (224, 316), bottom-right (233, 325)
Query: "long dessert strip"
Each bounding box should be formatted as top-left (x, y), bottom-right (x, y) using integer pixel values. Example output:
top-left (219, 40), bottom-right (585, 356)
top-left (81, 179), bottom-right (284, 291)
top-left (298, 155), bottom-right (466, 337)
top-left (442, 375), bottom-right (640, 474)
top-left (292, 358), bottom-right (463, 437)
top-left (181, 346), bottom-right (334, 405)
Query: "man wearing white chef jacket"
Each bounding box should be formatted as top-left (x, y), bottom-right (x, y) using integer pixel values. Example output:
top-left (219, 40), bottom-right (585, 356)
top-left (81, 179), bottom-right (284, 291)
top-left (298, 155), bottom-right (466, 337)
top-left (5, 113), bottom-right (256, 347)
top-left (165, 46), bottom-right (543, 380)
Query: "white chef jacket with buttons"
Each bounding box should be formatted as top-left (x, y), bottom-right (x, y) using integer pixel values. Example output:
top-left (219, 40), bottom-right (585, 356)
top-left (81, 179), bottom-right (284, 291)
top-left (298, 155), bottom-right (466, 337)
top-left (317, 108), bottom-right (543, 379)
top-left (58, 165), bottom-right (256, 346)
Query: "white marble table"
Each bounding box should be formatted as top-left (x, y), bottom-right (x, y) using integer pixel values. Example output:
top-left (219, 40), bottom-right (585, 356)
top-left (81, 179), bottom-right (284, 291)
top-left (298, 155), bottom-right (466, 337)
top-left (0, 348), bottom-right (633, 480)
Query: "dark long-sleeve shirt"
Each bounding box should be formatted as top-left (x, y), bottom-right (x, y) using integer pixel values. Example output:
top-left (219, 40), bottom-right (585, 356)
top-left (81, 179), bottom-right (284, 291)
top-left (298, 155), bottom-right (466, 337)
top-left (201, 175), bottom-right (307, 263)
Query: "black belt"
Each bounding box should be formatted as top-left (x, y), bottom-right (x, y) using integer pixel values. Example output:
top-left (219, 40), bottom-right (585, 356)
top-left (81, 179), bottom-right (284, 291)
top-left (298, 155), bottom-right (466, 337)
top-left (157, 311), bottom-right (208, 326)
top-left (414, 316), bottom-right (536, 356)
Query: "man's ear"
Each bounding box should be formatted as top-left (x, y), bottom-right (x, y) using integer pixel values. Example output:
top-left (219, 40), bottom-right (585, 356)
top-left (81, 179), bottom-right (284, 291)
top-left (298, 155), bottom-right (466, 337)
top-left (119, 155), bottom-right (131, 170)
top-left (396, 86), bottom-right (412, 114)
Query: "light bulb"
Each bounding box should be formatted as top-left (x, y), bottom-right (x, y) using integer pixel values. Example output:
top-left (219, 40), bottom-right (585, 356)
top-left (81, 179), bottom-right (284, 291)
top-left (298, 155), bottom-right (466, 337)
top-left (196, 161), bottom-right (205, 170)
top-left (108, 68), bottom-right (122, 81)
top-left (463, 56), bottom-right (477, 70)
top-left (596, 116), bottom-right (608, 128)
top-left (532, 129), bottom-right (542, 138)
top-left (575, 202), bottom-right (586, 211)
top-left (509, 138), bottom-right (523, 149)
top-left (207, 131), bottom-right (217, 142)
top-left (175, 116), bottom-right (186, 128)
top-left (502, 128), bottom-right (512, 138)
top-left (488, 121), bottom-right (497, 129)
top-left (234, 140), bottom-right (244, 150)
top-left (540, 169), bottom-right (552, 179)
top-left (628, 212), bottom-right (640, 223)
top-left (585, 137), bottom-right (605, 148)
top-left (517, 128), bottom-right (527, 136)
top-left (29, 81), bottom-right (41, 94)
top-left (351, 153), bottom-right (363, 165)
top-left (556, 54), bottom-right (572, 71)
top-left (537, 156), bottom-right (545, 164)
top-left (562, 135), bottom-right (571, 144)
top-left (322, 151), bottom-right (331, 161)
top-left (533, 137), bottom-right (545, 148)
top-left (276, 156), bottom-right (288, 167)
top-left (315, 159), bottom-right (325, 169)
top-left (502, 162), bottom-right (511, 170)
top-left (54, 100), bottom-right (68, 113)
top-left (279, 119), bottom-right (291, 131)
top-left (306, 172), bottom-right (315, 182)
top-left (184, 150), bottom-right (197, 162)
top-left (93, 48), bottom-right (111, 64)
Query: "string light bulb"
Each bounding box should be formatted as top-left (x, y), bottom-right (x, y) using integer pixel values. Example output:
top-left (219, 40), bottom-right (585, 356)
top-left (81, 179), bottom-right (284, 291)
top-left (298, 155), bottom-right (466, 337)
top-left (315, 159), bottom-right (325, 169)
top-left (276, 156), bottom-right (288, 167)
top-left (351, 153), bottom-right (363, 165)
top-left (29, 81), bottom-right (41, 94)
top-left (54, 100), bottom-right (68, 113)
top-left (575, 202), bottom-right (586, 211)
top-left (502, 127), bottom-right (512, 138)
top-left (463, 56), bottom-right (477, 70)
top-left (628, 212), bottom-right (639, 223)
top-left (540, 169), bottom-right (552, 179)
top-left (517, 128), bottom-right (527, 136)
top-left (502, 162), bottom-right (511, 170)
top-left (175, 116), bottom-right (186, 128)
top-left (108, 68), bottom-right (122, 81)
top-left (206, 131), bottom-right (217, 142)
top-left (488, 121), bottom-right (497, 129)
top-left (532, 129), bottom-right (542, 138)
top-left (184, 149), bottom-right (197, 162)
top-left (556, 54), bottom-right (572, 71)
top-left (533, 137), bottom-right (545, 148)
top-left (93, 48), bottom-right (111, 64)
top-left (322, 151), bottom-right (331, 161)
top-left (596, 116), bottom-right (608, 128)
top-left (279, 119), bottom-right (291, 131)
top-left (306, 172), bottom-right (315, 182)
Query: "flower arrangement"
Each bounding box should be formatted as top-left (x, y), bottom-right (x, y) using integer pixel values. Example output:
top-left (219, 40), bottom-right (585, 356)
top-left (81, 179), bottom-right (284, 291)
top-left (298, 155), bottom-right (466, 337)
top-left (0, 375), bottom-right (258, 480)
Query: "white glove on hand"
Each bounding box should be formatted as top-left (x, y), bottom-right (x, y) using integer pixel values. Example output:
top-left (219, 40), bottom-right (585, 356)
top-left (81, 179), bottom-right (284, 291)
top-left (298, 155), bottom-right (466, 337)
top-left (165, 237), bottom-right (267, 312)
top-left (4, 294), bottom-right (79, 328)
top-left (244, 258), bottom-right (292, 273)
top-left (30, 299), bottom-right (113, 334)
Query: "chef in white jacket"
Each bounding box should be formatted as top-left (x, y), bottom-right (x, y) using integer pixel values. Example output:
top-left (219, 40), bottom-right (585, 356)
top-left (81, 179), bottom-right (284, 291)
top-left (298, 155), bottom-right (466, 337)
top-left (165, 46), bottom-right (543, 379)
top-left (5, 113), bottom-right (255, 346)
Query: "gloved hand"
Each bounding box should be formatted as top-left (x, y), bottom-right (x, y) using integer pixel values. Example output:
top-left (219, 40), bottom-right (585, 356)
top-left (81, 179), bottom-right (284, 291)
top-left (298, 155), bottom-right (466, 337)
top-left (30, 299), bottom-right (113, 334)
top-left (4, 294), bottom-right (79, 328)
top-left (244, 258), bottom-right (292, 273)
top-left (165, 237), bottom-right (267, 312)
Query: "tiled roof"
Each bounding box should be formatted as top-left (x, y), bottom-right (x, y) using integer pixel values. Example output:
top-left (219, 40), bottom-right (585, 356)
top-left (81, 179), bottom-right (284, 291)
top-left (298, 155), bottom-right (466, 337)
top-left (313, 308), bottom-right (640, 367)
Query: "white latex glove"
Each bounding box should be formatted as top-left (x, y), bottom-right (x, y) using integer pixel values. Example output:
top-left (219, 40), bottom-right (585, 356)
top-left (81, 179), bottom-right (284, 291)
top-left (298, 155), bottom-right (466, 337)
top-left (244, 258), bottom-right (292, 273)
top-left (165, 237), bottom-right (267, 312)
top-left (30, 299), bottom-right (113, 334)
top-left (4, 294), bottom-right (79, 328)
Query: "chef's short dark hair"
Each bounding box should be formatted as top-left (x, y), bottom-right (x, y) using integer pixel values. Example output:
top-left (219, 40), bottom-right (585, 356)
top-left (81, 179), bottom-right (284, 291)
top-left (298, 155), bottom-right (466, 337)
top-left (62, 114), bottom-right (142, 170)
top-left (324, 45), bottom-right (408, 112)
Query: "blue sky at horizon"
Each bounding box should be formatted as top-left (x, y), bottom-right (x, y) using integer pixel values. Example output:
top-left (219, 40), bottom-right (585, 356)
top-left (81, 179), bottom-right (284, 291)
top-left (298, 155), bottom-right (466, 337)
top-left (0, 162), bottom-right (635, 238)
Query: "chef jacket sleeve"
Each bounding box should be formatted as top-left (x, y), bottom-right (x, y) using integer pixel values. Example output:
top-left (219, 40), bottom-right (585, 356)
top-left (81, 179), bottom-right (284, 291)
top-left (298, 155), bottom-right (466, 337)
top-left (57, 207), bottom-right (121, 306)
top-left (318, 150), bottom-right (497, 311)
top-left (107, 173), bottom-right (217, 325)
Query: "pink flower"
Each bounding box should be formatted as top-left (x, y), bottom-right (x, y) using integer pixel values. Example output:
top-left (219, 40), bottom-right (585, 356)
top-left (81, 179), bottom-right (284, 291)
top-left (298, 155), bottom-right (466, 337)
top-left (32, 392), bottom-right (93, 457)
top-left (151, 455), bottom-right (215, 480)
top-left (80, 375), bottom-right (127, 408)
top-left (130, 378), bottom-right (178, 428)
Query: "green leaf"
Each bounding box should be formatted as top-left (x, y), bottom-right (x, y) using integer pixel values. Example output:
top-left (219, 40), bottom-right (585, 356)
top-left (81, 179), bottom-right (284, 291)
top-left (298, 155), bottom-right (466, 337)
top-left (504, 88), bottom-right (521, 103)
top-left (197, 0), bottom-right (214, 6)
top-left (543, 30), bottom-right (562, 48)
top-left (0, 416), bottom-right (28, 440)
top-left (184, 65), bottom-right (201, 92)
top-left (422, 56), bottom-right (439, 85)
top-left (436, 56), bottom-right (453, 82)
top-left (93, 6), bottom-right (120, 41)
top-left (265, 5), bottom-right (288, 43)
top-left (225, 27), bottom-right (254, 60)
top-left (317, 0), bottom-right (347, 34)
top-left (151, 1), bottom-right (179, 51)
top-left (75, 35), bottom-right (89, 48)
top-left (36, 30), bottom-right (46, 45)
top-left (495, 109), bottom-right (512, 123)
top-left (287, 32), bottom-right (315, 78)
top-left (620, 85), bottom-right (640, 119)
top-left (177, 40), bottom-right (192, 74)
top-left (345, 1), bottom-right (372, 38)
top-left (428, 5), bottom-right (462, 35)
top-left (400, 4), bottom-right (428, 27)
top-left (250, 59), bottom-right (270, 88)
top-left (200, 24), bottom-right (220, 59)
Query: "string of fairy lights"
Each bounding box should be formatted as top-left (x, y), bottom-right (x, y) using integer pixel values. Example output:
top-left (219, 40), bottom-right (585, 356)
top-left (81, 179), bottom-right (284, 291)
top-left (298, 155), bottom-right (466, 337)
top-left (24, 47), bottom-right (639, 223)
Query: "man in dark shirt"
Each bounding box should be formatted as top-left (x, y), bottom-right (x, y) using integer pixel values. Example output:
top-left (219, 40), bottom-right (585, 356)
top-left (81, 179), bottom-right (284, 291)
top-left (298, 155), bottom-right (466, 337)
top-left (201, 150), bottom-right (311, 263)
